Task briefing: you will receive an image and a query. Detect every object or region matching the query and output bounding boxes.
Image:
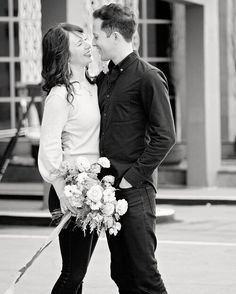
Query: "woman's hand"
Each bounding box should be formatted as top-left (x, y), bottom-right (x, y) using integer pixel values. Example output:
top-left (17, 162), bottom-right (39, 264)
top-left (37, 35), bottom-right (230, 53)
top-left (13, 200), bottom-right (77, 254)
top-left (59, 196), bottom-right (78, 215)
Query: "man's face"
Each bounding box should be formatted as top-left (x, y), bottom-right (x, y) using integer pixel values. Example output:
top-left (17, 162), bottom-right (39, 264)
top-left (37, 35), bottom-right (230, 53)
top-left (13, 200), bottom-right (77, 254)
top-left (93, 18), bottom-right (114, 61)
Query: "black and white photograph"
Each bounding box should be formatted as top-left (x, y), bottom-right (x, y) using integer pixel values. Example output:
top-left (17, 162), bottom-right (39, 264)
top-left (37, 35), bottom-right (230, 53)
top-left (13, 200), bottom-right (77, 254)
top-left (0, 0), bottom-right (236, 293)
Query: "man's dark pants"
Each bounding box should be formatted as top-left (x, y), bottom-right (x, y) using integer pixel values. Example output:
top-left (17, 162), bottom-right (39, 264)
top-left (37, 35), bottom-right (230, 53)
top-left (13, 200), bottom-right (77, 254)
top-left (106, 186), bottom-right (168, 294)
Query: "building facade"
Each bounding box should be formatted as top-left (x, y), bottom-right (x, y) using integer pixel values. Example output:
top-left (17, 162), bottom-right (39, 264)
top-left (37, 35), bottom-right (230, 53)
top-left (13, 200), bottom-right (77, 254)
top-left (0, 0), bottom-right (235, 187)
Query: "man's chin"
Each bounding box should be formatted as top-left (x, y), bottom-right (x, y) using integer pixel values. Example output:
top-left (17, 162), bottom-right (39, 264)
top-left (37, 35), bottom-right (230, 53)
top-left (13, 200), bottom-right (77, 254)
top-left (100, 55), bottom-right (110, 62)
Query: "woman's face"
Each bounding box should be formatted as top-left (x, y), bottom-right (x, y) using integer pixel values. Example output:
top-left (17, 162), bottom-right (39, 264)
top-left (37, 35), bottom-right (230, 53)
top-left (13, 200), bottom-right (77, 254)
top-left (68, 32), bottom-right (92, 67)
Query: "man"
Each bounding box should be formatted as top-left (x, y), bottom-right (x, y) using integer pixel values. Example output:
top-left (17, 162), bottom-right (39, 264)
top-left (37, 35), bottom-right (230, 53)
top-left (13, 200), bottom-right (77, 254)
top-left (93, 4), bottom-right (176, 294)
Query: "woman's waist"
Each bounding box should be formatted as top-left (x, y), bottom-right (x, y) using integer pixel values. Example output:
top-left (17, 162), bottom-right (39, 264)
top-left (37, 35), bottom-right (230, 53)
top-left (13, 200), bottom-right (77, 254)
top-left (63, 152), bottom-right (99, 164)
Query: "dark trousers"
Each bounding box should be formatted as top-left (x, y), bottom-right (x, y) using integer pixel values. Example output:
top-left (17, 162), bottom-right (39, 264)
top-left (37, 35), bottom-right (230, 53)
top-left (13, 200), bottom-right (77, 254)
top-left (106, 186), bottom-right (167, 294)
top-left (49, 186), bottom-right (98, 294)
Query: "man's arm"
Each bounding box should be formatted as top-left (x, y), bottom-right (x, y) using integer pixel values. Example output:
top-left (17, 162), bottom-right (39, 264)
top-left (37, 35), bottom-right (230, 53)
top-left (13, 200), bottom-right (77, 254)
top-left (123, 68), bottom-right (176, 188)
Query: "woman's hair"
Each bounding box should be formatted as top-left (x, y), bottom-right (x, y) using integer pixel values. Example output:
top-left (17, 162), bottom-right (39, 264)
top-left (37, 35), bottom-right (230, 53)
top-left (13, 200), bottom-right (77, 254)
top-left (93, 3), bottom-right (136, 42)
top-left (41, 23), bottom-right (84, 103)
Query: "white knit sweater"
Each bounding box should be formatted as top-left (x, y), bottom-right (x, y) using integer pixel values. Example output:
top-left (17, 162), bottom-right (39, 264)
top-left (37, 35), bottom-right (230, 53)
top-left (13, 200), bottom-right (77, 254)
top-left (38, 81), bottom-right (100, 199)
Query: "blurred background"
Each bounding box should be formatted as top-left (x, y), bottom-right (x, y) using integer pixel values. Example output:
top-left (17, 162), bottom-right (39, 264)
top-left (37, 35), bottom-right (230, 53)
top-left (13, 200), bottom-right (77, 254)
top-left (0, 0), bottom-right (236, 193)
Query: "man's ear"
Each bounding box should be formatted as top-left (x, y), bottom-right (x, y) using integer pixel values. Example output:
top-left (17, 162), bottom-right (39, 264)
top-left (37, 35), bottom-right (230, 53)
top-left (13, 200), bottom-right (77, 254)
top-left (113, 31), bottom-right (120, 41)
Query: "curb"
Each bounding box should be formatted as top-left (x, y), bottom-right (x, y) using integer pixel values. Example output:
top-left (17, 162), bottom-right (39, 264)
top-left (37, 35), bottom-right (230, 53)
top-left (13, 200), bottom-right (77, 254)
top-left (156, 208), bottom-right (175, 223)
top-left (156, 195), bottom-right (236, 205)
top-left (0, 210), bottom-right (52, 226)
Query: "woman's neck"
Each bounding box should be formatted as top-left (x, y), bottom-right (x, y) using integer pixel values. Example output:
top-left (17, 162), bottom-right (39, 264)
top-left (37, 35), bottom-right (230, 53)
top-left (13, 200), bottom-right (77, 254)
top-left (70, 65), bottom-right (86, 83)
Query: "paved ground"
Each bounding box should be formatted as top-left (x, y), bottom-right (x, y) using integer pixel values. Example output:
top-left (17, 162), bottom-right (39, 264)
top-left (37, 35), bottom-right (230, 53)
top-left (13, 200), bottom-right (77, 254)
top-left (0, 204), bottom-right (236, 294)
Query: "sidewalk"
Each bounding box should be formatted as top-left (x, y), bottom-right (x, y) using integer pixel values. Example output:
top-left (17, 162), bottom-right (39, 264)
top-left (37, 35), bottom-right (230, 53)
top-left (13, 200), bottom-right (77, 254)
top-left (1, 184), bottom-right (236, 226)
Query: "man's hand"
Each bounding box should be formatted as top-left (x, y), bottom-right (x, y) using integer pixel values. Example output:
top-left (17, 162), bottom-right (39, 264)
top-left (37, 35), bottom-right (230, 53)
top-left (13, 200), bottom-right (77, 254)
top-left (119, 177), bottom-right (132, 189)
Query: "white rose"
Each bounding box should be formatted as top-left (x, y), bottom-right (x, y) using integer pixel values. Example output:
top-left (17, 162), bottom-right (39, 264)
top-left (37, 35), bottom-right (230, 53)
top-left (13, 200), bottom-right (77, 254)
top-left (109, 227), bottom-right (119, 236)
top-left (76, 156), bottom-right (91, 172)
top-left (102, 203), bottom-right (115, 216)
top-left (76, 172), bottom-right (88, 184)
top-left (84, 177), bottom-right (99, 190)
top-left (90, 201), bottom-right (102, 210)
top-left (69, 196), bottom-right (83, 208)
top-left (109, 228), bottom-right (114, 235)
top-left (97, 157), bottom-right (110, 168)
top-left (104, 216), bottom-right (114, 228)
top-left (109, 222), bottom-right (122, 235)
top-left (115, 221), bottom-right (121, 231)
top-left (64, 185), bottom-right (73, 197)
top-left (103, 187), bottom-right (116, 203)
top-left (70, 184), bottom-right (79, 193)
top-left (102, 175), bottom-right (115, 185)
top-left (87, 185), bottom-right (103, 202)
top-left (116, 199), bottom-right (128, 216)
top-left (90, 163), bottom-right (101, 174)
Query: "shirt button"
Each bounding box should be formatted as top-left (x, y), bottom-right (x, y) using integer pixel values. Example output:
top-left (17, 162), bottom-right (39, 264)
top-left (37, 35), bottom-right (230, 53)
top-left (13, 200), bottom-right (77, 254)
top-left (106, 94), bottom-right (110, 98)
top-left (104, 113), bottom-right (107, 117)
top-left (102, 132), bottom-right (105, 136)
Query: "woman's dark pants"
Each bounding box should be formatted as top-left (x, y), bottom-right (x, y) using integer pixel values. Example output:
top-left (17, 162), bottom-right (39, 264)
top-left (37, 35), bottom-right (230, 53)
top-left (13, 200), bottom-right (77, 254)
top-left (49, 186), bottom-right (98, 294)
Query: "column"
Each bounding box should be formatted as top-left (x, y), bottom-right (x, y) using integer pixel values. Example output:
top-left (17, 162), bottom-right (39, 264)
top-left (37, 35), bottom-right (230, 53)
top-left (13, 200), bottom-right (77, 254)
top-left (219, 0), bottom-right (236, 143)
top-left (185, 1), bottom-right (221, 186)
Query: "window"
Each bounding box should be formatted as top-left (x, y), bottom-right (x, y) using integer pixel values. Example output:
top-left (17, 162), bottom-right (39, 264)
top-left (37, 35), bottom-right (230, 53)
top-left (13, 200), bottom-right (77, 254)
top-left (138, 0), bottom-right (175, 120)
top-left (0, 0), bottom-right (42, 132)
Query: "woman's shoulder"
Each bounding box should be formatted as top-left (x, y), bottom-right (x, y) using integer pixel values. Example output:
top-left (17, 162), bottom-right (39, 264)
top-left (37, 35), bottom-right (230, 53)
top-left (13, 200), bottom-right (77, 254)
top-left (46, 85), bottom-right (67, 101)
top-left (49, 84), bottom-right (67, 97)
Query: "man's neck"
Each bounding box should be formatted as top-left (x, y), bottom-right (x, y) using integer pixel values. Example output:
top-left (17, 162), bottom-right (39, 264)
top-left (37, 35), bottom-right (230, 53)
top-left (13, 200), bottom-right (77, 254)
top-left (112, 45), bottom-right (133, 65)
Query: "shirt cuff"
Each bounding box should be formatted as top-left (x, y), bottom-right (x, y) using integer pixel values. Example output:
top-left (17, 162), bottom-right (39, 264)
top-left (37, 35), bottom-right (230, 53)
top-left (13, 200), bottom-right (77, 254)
top-left (123, 167), bottom-right (146, 188)
top-left (52, 177), bottom-right (65, 199)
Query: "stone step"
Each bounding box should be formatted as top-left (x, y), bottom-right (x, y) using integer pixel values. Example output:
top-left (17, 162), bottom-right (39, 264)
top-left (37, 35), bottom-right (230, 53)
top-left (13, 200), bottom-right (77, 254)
top-left (1, 156), bottom-right (236, 187)
top-left (159, 159), bottom-right (236, 187)
top-left (0, 182), bottom-right (43, 199)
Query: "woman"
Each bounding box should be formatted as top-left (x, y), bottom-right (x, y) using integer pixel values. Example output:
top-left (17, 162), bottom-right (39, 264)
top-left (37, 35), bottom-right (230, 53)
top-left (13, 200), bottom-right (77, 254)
top-left (38, 23), bottom-right (100, 294)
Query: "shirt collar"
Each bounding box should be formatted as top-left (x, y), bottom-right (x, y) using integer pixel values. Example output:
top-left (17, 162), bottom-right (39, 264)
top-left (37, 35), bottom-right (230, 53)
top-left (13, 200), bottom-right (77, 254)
top-left (108, 51), bottom-right (138, 73)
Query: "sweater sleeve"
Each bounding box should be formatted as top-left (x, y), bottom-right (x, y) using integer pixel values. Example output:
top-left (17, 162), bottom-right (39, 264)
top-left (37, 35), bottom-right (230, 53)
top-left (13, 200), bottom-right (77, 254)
top-left (38, 89), bottom-right (70, 198)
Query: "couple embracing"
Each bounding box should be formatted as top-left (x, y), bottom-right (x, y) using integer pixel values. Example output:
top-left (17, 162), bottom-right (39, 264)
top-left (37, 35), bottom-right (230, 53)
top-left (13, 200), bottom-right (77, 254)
top-left (38, 3), bottom-right (176, 294)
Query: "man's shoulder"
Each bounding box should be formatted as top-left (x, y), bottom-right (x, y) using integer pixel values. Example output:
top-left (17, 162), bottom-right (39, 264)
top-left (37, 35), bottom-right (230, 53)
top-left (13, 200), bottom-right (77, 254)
top-left (135, 57), bottom-right (166, 80)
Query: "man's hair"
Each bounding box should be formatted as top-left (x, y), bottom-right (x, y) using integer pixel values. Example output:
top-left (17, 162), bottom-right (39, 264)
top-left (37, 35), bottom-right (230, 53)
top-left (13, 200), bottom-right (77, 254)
top-left (93, 3), bottom-right (136, 42)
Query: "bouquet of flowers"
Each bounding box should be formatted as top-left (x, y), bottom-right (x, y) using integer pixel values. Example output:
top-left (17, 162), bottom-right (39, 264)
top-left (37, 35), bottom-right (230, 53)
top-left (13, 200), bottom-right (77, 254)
top-left (57, 156), bottom-right (128, 235)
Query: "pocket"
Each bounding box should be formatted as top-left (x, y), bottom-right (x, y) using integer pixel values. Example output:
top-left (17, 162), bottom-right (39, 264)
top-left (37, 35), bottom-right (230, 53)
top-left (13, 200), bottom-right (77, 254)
top-left (118, 187), bottom-right (134, 192)
top-left (146, 187), bottom-right (156, 216)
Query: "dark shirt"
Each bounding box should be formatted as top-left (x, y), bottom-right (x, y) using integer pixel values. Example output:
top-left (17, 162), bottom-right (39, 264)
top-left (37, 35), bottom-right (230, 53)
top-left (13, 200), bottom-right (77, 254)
top-left (97, 51), bottom-right (176, 191)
